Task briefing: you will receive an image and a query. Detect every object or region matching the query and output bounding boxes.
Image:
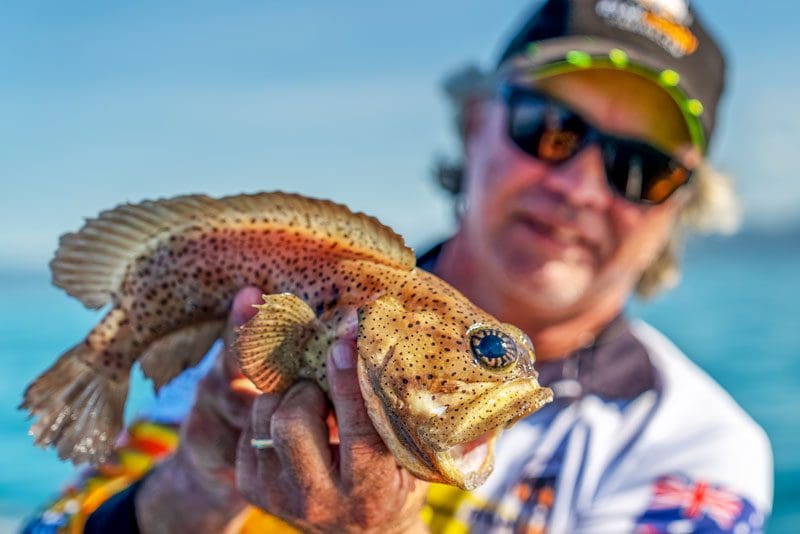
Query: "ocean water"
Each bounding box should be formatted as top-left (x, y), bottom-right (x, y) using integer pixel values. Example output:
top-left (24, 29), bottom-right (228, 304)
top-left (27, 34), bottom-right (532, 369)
top-left (0, 232), bottom-right (798, 532)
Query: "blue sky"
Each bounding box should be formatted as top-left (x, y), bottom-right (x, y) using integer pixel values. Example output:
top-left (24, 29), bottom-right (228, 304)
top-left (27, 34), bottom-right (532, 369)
top-left (1, 1), bottom-right (798, 268)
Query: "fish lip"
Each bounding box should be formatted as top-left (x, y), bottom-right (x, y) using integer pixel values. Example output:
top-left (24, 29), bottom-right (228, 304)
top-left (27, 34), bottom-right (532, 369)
top-left (417, 379), bottom-right (552, 489)
top-left (419, 378), bottom-right (554, 452)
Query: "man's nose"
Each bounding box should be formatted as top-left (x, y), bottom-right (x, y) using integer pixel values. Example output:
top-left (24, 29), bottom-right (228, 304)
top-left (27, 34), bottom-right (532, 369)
top-left (540, 145), bottom-right (613, 210)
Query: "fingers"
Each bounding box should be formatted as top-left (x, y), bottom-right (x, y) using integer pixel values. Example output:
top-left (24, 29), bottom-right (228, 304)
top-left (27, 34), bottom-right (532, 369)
top-left (174, 287), bottom-right (265, 488)
top-left (196, 286), bottom-right (263, 429)
top-left (327, 311), bottom-right (391, 486)
top-left (232, 306), bottom-right (428, 530)
top-left (237, 382), bottom-right (336, 513)
top-left (269, 383), bottom-right (335, 492)
top-left (181, 395), bottom-right (243, 480)
top-left (195, 359), bottom-right (255, 431)
top-left (236, 394), bottom-right (282, 508)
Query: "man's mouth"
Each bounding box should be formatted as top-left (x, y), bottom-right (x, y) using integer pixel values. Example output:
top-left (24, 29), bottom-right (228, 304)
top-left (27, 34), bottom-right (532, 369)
top-left (513, 214), bottom-right (598, 253)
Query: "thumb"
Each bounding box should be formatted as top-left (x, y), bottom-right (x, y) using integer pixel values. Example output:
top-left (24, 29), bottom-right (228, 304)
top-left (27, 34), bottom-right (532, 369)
top-left (327, 310), bottom-right (387, 480)
top-left (328, 308), bottom-right (360, 400)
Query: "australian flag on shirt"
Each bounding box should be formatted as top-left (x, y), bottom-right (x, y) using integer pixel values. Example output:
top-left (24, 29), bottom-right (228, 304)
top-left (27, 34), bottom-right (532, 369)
top-left (635, 473), bottom-right (765, 533)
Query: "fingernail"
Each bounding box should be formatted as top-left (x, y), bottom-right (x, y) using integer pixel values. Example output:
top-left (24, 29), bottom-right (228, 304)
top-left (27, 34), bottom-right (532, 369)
top-left (230, 288), bottom-right (263, 326)
top-left (331, 343), bottom-right (356, 370)
top-left (336, 308), bottom-right (359, 337)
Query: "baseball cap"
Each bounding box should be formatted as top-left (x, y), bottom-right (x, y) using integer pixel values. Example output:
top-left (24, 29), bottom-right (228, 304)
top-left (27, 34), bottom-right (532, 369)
top-left (495, 0), bottom-right (726, 151)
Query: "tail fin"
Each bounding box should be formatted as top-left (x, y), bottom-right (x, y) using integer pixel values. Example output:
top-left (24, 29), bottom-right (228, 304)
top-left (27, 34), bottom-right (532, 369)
top-left (20, 344), bottom-right (128, 465)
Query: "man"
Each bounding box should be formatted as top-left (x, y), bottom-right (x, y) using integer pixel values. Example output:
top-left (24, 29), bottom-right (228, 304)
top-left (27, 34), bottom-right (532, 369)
top-left (26, 1), bottom-right (772, 532)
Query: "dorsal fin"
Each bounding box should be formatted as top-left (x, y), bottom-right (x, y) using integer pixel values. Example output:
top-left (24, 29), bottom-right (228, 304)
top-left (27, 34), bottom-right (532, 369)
top-left (51, 192), bottom-right (416, 309)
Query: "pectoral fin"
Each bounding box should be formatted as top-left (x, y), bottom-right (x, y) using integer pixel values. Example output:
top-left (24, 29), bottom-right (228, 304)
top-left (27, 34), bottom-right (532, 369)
top-left (234, 293), bottom-right (318, 393)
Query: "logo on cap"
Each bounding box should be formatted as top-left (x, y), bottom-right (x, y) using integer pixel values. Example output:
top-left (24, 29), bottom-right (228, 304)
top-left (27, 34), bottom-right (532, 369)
top-left (596, 0), bottom-right (699, 57)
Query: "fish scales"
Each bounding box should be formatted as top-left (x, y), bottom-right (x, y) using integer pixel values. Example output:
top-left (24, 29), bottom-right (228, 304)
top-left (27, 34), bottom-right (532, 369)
top-left (91, 233), bottom-right (383, 385)
top-left (122, 230), bottom-right (381, 331)
top-left (22, 191), bottom-right (552, 489)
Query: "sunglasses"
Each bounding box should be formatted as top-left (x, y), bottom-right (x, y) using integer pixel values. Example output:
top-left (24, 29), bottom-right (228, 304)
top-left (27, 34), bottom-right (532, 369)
top-left (501, 85), bottom-right (693, 205)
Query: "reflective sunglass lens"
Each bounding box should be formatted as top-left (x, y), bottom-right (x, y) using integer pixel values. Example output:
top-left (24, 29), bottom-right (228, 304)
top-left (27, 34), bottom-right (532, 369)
top-left (507, 93), bottom-right (589, 164)
top-left (643, 165), bottom-right (691, 203)
top-left (504, 86), bottom-right (692, 204)
top-left (602, 138), bottom-right (691, 204)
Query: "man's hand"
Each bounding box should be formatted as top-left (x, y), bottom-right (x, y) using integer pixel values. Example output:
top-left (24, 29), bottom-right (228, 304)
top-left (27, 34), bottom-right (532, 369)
top-left (135, 287), bottom-right (428, 533)
top-left (135, 287), bottom-right (264, 533)
top-left (236, 311), bottom-right (428, 533)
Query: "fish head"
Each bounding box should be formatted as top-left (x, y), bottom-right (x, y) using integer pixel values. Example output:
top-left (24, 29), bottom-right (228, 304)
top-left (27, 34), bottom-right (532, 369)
top-left (356, 286), bottom-right (553, 490)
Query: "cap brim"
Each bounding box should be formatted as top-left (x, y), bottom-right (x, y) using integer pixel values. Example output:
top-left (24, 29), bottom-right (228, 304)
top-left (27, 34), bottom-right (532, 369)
top-left (500, 36), bottom-right (708, 150)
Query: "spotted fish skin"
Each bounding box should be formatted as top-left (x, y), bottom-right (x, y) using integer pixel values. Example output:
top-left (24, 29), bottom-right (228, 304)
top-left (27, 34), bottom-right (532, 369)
top-left (21, 192), bottom-right (552, 488)
top-left (354, 267), bottom-right (553, 489)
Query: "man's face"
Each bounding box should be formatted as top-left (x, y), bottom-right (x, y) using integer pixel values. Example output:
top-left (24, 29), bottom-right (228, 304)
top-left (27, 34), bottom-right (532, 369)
top-left (461, 68), bottom-right (696, 318)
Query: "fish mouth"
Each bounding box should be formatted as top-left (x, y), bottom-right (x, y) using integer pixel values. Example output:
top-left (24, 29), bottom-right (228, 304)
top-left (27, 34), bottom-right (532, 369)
top-left (433, 427), bottom-right (503, 490)
top-left (420, 378), bottom-right (553, 490)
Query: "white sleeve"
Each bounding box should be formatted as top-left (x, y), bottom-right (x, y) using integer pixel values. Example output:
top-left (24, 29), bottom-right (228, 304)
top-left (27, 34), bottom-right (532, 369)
top-left (574, 409), bottom-right (773, 533)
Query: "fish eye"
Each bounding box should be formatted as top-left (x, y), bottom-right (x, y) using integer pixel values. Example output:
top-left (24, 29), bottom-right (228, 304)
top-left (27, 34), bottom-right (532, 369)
top-left (468, 326), bottom-right (518, 369)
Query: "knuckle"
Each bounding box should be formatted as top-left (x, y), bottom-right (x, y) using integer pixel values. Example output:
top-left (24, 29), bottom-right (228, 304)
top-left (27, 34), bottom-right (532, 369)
top-left (331, 382), bottom-right (362, 402)
top-left (338, 418), bottom-right (383, 445)
top-left (329, 369), bottom-right (362, 400)
top-left (268, 386), bottom-right (324, 438)
top-left (252, 392), bottom-right (277, 414)
top-left (269, 409), bottom-right (307, 442)
top-left (283, 380), bottom-right (325, 407)
top-left (346, 436), bottom-right (388, 460)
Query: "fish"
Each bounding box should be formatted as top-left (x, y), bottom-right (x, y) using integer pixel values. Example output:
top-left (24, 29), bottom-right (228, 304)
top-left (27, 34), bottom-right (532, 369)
top-left (21, 191), bottom-right (553, 490)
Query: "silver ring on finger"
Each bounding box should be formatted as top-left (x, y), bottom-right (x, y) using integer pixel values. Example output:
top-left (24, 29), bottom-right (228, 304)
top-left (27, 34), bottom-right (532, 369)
top-left (250, 437), bottom-right (275, 450)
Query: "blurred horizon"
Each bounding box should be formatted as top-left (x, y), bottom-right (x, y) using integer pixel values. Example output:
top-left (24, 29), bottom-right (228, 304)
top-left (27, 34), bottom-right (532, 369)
top-left (2, 0), bottom-right (800, 269)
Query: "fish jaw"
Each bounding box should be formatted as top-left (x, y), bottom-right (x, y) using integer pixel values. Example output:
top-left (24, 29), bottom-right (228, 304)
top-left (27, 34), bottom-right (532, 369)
top-left (432, 427), bottom-right (501, 490)
top-left (419, 377), bottom-right (554, 450)
top-left (420, 378), bottom-right (554, 489)
top-left (355, 292), bottom-right (555, 489)
top-left (357, 350), bottom-right (553, 489)
top-left (357, 353), bottom-right (447, 485)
